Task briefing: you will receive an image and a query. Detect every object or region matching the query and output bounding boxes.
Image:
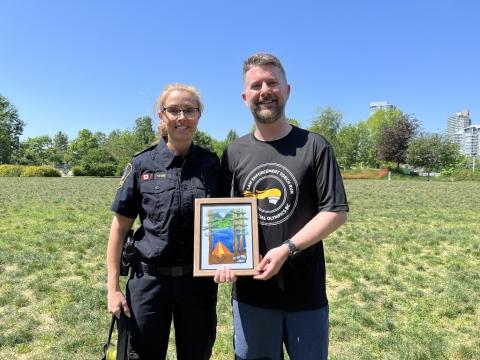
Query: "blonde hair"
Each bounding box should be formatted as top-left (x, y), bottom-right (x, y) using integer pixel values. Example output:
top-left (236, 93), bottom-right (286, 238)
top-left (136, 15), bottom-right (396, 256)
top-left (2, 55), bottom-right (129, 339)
top-left (156, 83), bottom-right (204, 139)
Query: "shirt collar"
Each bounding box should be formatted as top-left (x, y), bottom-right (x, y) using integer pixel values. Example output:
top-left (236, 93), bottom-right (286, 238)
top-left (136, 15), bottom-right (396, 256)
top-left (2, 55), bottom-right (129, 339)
top-left (155, 137), bottom-right (196, 167)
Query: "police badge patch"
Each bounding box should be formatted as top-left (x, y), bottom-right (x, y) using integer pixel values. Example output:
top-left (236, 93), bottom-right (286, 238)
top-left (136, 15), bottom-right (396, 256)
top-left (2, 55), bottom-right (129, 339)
top-left (118, 163), bottom-right (133, 189)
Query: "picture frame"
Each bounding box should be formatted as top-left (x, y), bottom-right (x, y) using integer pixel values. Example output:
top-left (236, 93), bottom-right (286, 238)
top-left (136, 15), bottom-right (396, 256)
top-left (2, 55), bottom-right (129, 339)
top-left (193, 197), bottom-right (259, 277)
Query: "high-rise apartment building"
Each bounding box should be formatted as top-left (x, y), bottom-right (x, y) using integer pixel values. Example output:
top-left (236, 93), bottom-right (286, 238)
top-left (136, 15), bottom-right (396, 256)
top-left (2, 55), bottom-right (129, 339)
top-left (455, 125), bottom-right (480, 156)
top-left (447, 109), bottom-right (471, 138)
top-left (447, 109), bottom-right (479, 156)
top-left (369, 101), bottom-right (396, 115)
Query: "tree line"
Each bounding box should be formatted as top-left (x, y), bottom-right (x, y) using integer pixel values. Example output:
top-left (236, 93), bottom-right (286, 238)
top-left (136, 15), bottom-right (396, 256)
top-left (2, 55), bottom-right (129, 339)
top-left (0, 93), bottom-right (468, 177)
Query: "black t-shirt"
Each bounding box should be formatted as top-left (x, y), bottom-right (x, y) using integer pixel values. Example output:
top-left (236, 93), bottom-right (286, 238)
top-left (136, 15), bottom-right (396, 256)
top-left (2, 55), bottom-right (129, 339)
top-left (221, 126), bottom-right (348, 310)
top-left (111, 138), bottom-right (220, 265)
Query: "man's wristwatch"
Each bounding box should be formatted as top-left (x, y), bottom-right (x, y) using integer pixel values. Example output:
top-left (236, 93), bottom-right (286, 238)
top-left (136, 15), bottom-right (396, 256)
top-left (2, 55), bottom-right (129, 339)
top-left (283, 239), bottom-right (301, 258)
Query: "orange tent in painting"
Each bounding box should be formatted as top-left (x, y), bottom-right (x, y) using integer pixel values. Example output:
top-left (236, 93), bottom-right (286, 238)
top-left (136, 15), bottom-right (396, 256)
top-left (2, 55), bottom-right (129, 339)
top-left (209, 241), bottom-right (234, 264)
top-left (211, 241), bottom-right (232, 256)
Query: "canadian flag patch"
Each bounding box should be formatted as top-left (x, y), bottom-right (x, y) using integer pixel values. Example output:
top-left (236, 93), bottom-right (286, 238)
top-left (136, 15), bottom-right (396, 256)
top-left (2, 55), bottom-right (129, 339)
top-left (141, 173), bottom-right (154, 181)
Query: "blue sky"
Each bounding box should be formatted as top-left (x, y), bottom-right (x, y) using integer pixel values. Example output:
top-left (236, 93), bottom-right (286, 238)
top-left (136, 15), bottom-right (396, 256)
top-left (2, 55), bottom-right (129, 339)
top-left (1, 0), bottom-right (479, 142)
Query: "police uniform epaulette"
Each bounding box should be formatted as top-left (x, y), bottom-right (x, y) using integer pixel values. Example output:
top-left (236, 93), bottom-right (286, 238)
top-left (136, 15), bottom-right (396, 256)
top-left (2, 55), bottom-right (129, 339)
top-left (133, 143), bottom-right (158, 157)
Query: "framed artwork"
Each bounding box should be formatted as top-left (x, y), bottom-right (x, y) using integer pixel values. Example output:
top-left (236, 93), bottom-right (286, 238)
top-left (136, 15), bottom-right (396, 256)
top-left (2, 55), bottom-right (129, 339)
top-left (193, 197), bottom-right (259, 276)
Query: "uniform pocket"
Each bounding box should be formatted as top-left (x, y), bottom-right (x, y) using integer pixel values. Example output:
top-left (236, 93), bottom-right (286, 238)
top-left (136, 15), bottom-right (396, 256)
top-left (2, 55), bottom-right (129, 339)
top-left (140, 179), bottom-right (176, 220)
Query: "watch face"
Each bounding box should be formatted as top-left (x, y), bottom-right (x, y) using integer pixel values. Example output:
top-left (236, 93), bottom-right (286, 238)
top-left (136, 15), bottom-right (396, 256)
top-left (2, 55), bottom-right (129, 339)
top-left (285, 240), bottom-right (297, 255)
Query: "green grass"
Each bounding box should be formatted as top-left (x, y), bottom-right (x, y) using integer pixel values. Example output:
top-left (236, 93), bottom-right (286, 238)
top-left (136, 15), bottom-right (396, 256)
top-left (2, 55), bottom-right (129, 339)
top-left (0, 178), bottom-right (479, 359)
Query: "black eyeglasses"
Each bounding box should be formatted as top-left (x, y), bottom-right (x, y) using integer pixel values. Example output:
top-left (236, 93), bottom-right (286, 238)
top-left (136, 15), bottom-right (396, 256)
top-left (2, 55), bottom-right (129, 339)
top-left (162, 107), bottom-right (200, 119)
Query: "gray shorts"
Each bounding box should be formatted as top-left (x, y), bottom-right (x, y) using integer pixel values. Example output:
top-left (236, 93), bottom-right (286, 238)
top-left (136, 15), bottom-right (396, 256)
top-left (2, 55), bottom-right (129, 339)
top-left (233, 300), bottom-right (329, 360)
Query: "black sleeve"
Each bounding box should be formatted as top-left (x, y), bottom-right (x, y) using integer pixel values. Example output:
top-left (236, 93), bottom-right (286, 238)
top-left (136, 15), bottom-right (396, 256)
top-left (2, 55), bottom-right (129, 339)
top-left (315, 143), bottom-right (349, 212)
top-left (111, 160), bottom-right (141, 219)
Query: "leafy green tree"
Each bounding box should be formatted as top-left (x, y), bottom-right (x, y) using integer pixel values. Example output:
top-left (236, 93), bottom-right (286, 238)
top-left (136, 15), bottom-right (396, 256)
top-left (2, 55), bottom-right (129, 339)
top-left (407, 133), bottom-right (461, 180)
top-left (65, 129), bottom-right (99, 166)
top-left (309, 107), bottom-right (342, 149)
top-left (377, 114), bottom-right (419, 168)
top-left (53, 131), bottom-right (69, 152)
top-left (104, 130), bottom-right (144, 175)
top-left (194, 129), bottom-right (218, 154)
top-left (134, 116), bottom-right (155, 146)
top-left (336, 125), bottom-right (362, 169)
top-left (336, 122), bottom-right (377, 169)
top-left (224, 129), bottom-right (239, 144)
top-left (94, 132), bottom-right (107, 147)
top-left (50, 131), bottom-right (69, 166)
top-left (355, 122), bottom-right (377, 167)
top-left (80, 148), bottom-right (117, 177)
top-left (0, 94), bottom-right (25, 164)
top-left (215, 129), bottom-right (238, 157)
top-left (365, 109), bottom-right (402, 140)
top-left (17, 135), bottom-right (53, 165)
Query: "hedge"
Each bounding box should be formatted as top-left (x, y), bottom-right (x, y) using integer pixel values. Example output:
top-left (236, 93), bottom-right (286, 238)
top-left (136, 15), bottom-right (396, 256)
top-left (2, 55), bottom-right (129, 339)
top-left (0, 165), bottom-right (24, 177)
top-left (0, 165), bottom-right (61, 177)
top-left (72, 164), bottom-right (116, 177)
top-left (21, 166), bottom-right (61, 177)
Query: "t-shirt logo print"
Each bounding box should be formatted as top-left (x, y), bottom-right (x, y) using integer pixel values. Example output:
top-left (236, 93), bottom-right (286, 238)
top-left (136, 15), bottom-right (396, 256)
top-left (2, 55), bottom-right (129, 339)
top-left (241, 163), bottom-right (299, 226)
top-left (243, 188), bottom-right (281, 205)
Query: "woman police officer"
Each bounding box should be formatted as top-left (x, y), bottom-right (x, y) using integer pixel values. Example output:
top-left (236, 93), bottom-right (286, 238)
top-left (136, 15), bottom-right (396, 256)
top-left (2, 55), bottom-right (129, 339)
top-left (106, 83), bottom-right (219, 359)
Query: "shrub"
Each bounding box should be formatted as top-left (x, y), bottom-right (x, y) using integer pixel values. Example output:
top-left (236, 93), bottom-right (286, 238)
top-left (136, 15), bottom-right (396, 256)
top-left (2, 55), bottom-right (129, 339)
top-left (450, 169), bottom-right (480, 181)
top-left (0, 165), bottom-right (23, 177)
top-left (395, 167), bottom-right (412, 175)
top-left (72, 166), bottom-right (86, 176)
top-left (20, 166), bottom-right (61, 177)
top-left (78, 148), bottom-right (117, 177)
top-left (72, 164), bottom-right (116, 177)
top-left (440, 167), bottom-right (455, 178)
top-left (82, 163), bottom-right (116, 177)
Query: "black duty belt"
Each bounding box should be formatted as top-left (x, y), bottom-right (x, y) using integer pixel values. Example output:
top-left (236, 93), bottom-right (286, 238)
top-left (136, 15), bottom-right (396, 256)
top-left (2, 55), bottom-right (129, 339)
top-left (139, 262), bottom-right (193, 277)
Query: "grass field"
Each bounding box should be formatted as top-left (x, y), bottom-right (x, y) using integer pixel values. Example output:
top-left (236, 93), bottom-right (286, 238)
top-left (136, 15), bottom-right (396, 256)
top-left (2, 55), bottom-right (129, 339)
top-left (0, 178), bottom-right (479, 359)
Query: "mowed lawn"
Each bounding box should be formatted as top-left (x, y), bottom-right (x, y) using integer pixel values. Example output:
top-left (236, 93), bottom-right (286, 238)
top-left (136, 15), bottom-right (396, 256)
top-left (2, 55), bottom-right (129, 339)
top-left (0, 178), bottom-right (479, 359)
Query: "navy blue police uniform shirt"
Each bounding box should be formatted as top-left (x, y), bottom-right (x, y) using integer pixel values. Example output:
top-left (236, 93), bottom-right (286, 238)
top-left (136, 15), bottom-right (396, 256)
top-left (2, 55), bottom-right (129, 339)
top-left (111, 138), bottom-right (220, 266)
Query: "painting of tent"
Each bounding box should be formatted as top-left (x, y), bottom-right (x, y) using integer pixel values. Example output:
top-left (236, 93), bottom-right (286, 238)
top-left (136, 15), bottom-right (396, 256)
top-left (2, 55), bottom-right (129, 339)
top-left (194, 197), bottom-right (259, 276)
top-left (203, 207), bottom-right (250, 265)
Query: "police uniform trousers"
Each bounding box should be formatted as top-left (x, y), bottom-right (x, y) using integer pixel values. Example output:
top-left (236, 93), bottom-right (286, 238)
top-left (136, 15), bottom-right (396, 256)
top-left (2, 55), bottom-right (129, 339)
top-left (126, 266), bottom-right (217, 360)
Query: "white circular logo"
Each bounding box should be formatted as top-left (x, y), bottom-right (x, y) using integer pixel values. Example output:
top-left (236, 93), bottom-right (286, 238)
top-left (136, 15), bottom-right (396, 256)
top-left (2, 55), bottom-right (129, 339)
top-left (241, 163), bottom-right (298, 226)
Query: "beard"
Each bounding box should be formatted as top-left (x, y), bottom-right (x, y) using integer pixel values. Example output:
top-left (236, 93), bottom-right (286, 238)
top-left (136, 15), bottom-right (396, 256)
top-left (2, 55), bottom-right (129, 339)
top-left (251, 99), bottom-right (286, 124)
